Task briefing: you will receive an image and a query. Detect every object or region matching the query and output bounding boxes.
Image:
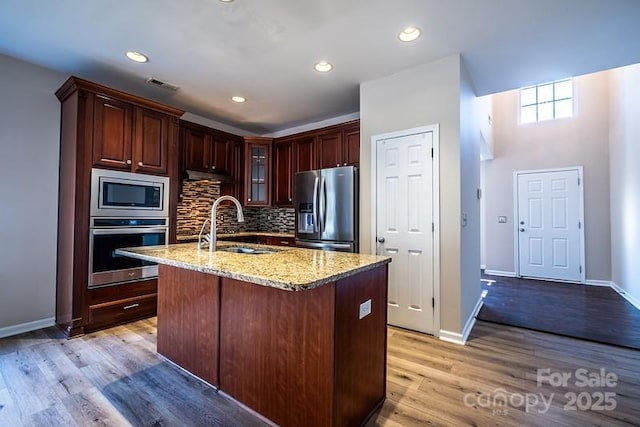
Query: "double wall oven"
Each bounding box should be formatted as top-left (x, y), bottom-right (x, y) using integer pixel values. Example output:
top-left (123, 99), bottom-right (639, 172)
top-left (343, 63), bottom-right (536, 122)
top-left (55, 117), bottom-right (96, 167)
top-left (88, 168), bottom-right (169, 288)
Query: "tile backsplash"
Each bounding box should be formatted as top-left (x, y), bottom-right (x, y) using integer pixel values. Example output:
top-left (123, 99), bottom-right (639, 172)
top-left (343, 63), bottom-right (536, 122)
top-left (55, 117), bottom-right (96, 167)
top-left (177, 181), bottom-right (294, 237)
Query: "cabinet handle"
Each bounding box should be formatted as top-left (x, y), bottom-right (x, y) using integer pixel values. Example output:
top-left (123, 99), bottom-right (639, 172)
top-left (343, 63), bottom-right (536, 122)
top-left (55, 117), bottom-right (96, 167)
top-left (138, 161), bottom-right (143, 166)
top-left (248, 198), bottom-right (252, 202)
top-left (336, 163), bottom-right (339, 167)
top-left (343, 163), bottom-right (347, 166)
top-left (288, 197), bottom-right (292, 202)
top-left (126, 159), bottom-right (132, 165)
top-left (280, 241), bottom-right (289, 245)
top-left (123, 303), bottom-right (140, 310)
top-left (211, 166), bottom-right (216, 170)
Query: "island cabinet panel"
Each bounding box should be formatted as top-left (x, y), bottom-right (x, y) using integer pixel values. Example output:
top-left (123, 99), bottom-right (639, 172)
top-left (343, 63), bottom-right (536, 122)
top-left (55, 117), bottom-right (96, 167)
top-left (220, 278), bottom-right (335, 427)
top-left (334, 265), bottom-right (388, 425)
top-left (157, 265), bottom-right (219, 387)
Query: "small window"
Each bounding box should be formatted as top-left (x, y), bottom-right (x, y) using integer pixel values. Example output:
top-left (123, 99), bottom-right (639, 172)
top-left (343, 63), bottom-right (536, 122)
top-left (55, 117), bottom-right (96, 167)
top-left (520, 79), bottom-right (573, 124)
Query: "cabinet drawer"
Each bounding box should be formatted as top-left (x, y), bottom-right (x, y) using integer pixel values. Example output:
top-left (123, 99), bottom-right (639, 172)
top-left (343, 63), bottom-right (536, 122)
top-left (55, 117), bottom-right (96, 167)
top-left (89, 294), bottom-right (157, 329)
top-left (271, 237), bottom-right (295, 246)
top-left (260, 236), bottom-right (295, 246)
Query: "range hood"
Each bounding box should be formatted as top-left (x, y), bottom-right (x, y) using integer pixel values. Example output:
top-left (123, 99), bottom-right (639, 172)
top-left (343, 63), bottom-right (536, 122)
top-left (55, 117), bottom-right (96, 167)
top-left (184, 169), bottom-right (233, 183)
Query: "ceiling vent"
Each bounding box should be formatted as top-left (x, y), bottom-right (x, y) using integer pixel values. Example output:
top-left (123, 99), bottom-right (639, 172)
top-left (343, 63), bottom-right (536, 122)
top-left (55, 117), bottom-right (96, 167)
top-left (146, 77), bottom-right (179, 91)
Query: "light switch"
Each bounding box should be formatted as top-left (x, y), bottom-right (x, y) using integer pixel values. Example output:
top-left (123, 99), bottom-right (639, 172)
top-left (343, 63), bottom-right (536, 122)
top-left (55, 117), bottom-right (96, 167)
top-left (359, 299), bottom-right (372, 319)
top-left (498, 216), bottom-right (507, 223)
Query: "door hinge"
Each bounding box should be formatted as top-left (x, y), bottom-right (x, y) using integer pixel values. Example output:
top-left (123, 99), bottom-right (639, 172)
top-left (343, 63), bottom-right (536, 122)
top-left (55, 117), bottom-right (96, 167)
top-left (578, 221), bottom-right (582, 229)
top-left (432, 222), bottom-right (435, 232)
top-left (431, 148), bottom-right (434, 158)
top-left (432, 297), bottom-right (435, 308)
top-left (578, 177), bottom-right (581, 186)
top-left (579, 266), bottom-right (582, 273)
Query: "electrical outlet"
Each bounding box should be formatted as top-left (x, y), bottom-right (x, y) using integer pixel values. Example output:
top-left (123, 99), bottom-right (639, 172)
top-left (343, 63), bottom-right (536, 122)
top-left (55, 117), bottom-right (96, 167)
top-left (359, 299), bottom-right (372, 319)
top-left (498, 216), bottom-right (507, 223)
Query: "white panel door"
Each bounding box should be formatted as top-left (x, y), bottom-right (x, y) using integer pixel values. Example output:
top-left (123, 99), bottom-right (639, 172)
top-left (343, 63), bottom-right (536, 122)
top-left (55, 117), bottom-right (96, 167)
top-left (376, 131), bottom-right (434, 334)
top-left (517, 169), bottom-right (583, 282)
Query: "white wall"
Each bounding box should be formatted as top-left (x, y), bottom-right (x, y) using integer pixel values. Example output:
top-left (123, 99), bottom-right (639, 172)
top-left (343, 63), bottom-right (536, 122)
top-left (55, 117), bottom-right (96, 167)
top-left (360, 54), bottom-right (479, 336)
top-left (459, 60), bottom-right (482, 329)
top-left (0, 54), bottom-right (66, 332)
top-left (483, 71), bottom-right (612, 280)
top-left (609, 63), bottom-right (640, 303)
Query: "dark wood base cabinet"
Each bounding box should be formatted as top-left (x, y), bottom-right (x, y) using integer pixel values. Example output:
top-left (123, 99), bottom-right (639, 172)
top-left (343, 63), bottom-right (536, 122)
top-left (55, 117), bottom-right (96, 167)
top-left (157, 264), bottom-right (388, 427)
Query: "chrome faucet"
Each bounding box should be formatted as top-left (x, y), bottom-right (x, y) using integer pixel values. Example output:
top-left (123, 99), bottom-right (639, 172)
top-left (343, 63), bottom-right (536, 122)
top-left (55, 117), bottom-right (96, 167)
top-left (206, 195), bottom-right (244, 252)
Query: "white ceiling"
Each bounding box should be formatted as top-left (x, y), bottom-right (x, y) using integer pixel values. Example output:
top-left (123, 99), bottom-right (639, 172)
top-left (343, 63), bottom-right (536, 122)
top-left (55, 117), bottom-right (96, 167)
top-left (1, 0), bottom-right (639, 134)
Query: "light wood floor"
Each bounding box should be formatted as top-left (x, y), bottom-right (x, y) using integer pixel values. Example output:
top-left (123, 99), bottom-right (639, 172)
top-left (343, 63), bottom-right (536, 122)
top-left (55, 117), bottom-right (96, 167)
top-left (1, 319), bottom-right (639, 426)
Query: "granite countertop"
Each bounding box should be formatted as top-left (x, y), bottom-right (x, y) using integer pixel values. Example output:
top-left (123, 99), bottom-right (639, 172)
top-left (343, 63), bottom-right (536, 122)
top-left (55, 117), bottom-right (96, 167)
top-left (176, 231), bottom-right (295, 242)
top-left (116, 242), bottom-right (391, 291)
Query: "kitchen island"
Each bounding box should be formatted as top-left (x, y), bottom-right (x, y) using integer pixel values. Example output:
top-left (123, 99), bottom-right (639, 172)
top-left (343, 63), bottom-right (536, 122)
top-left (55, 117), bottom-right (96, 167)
top-left (117, 243), bottom-right (391, 427)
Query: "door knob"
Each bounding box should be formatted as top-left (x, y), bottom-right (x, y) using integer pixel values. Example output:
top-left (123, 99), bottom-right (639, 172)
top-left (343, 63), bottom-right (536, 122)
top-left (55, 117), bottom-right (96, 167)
top-left (377, 237), bottom-right (385, 243)
top-left (520, 220), bottom-right (525, 225)
top-left (519, 228), bottom-right (525, 232)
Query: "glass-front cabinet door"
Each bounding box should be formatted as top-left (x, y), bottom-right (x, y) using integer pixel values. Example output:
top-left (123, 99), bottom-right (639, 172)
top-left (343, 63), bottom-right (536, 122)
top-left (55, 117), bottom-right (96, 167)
top-left (243, 137), bottom-right (272, 206)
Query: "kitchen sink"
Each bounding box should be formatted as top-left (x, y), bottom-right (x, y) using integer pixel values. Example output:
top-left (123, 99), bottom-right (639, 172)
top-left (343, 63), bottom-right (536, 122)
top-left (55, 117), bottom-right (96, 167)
top-left (218, 246), bottom-right (280, 254)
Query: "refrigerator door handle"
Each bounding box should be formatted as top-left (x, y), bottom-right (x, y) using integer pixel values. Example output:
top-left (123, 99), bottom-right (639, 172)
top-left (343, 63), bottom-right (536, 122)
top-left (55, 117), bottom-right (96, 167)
top-left (312, 176), bottom-right (319, 232)
top-left (319, 176), bottom-right (326, 233)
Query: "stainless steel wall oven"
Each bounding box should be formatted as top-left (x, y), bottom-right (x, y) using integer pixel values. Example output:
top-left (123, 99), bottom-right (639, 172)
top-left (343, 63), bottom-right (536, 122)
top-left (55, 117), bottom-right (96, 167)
top-left (88, 169), bottom-right (169, 288)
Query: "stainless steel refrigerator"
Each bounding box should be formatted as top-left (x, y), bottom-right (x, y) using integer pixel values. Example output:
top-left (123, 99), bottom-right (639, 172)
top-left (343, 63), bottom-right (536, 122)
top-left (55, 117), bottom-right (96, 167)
top-left (294, 166), bottom-right (358, 252)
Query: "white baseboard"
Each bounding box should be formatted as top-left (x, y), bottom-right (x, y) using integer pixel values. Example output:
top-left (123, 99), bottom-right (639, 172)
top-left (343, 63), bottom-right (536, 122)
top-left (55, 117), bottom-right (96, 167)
top-left (484, 270), bottom-right (516, 277)
top-left (0, 317), bottom-right (55, 339)
top-left (585, 280), bottom-right (612, 287)
top-left (610, 282), bottom-right (640, 311)
top-left (439, 330), bottom-right (465, 345)
top-left (439, 297), bottom-right (484, 345)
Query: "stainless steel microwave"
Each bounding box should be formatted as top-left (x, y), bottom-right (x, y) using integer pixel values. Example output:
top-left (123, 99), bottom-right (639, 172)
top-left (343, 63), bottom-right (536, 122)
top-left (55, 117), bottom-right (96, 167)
top-left (90, 168), bottom-right (170, 218)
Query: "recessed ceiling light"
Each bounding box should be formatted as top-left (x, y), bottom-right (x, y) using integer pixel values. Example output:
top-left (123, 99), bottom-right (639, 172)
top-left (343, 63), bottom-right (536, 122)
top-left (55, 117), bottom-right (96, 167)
top-left (398, 27), bottom-right (421, 42)
top-left (218, 0), bottom-right (234, 2)
top-left (231, 96), bottom-right (247, 103)
top-left (125, 51), bottom-right (149, 63)
top-left (314, 61), bottom-right (333, 73)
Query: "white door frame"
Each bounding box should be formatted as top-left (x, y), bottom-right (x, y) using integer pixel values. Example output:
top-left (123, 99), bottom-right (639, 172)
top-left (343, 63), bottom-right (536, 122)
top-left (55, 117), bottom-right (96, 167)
top-left (513, 166), bottom-right (586, 283)
top-left (370, 124), bottom-right (441, 335)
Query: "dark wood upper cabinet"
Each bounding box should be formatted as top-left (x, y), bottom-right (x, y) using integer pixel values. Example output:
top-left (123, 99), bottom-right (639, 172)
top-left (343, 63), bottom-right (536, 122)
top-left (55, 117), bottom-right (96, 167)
top-left (181, 121), bottom-right (233, 176)
top-left (243, 137), bottom-right (272, 207)
top-left (183, 126), bottom-right (211, 172)
top-left (294, 136), bottom-right (316, 173)
top-left (220, 139), bottom-right (244, 201)
top-left (210, 134), bottom-right (233, 175)
top-left (134, 107), bottom-right (170, 175)
top-left (316, 124), bottom-right (359, 169)
top-left (272, 121), bottom-right (357, 208)
top-left (92, 95), bottom-right (172, 176)
top-left (317, 130), bottom-right (342, 169)
top-left (274, 140), bottom-right (293, 207)
top-left (342, 125), bottom-right (360, 168)
top-left (92, 95), bottom-right (133, 171)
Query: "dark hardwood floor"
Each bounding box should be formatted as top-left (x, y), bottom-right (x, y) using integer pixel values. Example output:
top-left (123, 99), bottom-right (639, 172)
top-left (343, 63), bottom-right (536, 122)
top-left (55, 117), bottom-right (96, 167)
top-left (1, 317), bottom-right (639, 426)
top-left (478, 275), bottom-right (640, 350)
